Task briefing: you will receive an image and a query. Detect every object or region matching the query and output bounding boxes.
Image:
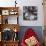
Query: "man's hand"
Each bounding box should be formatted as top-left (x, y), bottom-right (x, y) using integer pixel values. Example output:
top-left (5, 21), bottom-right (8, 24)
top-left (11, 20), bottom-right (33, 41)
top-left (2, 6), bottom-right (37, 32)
top-left (25, 36), bottom-right (38, 46)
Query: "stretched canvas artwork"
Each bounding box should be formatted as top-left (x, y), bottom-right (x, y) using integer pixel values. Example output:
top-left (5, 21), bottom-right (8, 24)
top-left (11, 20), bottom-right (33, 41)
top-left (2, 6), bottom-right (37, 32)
top-left (1, 28), bottom-right (18, 41)
top-left (2, 16), bottom-right (17, 24)
top-left (23, 6), bottom-right (38, 20)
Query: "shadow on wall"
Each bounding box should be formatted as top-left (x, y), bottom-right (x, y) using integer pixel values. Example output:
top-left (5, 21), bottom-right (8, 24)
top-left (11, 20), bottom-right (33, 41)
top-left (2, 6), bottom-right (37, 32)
top-left (18, 26), bottom-right (44, 44)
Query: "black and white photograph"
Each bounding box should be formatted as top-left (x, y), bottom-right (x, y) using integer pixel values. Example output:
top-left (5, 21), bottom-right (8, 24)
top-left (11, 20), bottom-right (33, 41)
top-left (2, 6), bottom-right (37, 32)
top-left (2, 16), bottom-right (17, 24)
top-left (23, 6), bottom-right (38, 20)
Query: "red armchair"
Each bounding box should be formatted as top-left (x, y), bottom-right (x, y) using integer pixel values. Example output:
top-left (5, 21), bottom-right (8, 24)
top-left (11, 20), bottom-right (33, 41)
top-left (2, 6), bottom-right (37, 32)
top-left (21, 28), bottom-right (41, 46)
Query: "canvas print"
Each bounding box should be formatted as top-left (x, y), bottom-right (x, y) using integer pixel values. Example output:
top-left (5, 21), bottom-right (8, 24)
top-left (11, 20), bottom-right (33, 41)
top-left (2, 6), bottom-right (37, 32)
top-left (23, 6), bottom-right (38, 20)
top-left (1, 28), bottom-right (18, 41)
top-left (2, 16), bottom-right (8, 24)
top-left (2, 10), bottom-right (9, 15)
top-left (18, 26), bottom-right (44, 46)
top-left (2, 16), bottom-right (17, 24)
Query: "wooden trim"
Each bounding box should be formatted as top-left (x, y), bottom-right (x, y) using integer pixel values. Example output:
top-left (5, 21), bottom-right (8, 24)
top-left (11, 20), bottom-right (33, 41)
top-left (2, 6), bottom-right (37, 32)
top-left (0, 24), bottom-right (19, 32)
top-left (0, 7), bottom-right (19, 10)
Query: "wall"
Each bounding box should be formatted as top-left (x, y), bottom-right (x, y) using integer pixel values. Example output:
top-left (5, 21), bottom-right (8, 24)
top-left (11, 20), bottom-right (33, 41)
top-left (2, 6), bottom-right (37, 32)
top-left (0, 0), bottom-right (15, 7)
top-left (0, 0), bottom-right (44, 45)
top-left (18, 0), bottom-right (44, 26)
top-left (0, 0), bottom-right (44, 26)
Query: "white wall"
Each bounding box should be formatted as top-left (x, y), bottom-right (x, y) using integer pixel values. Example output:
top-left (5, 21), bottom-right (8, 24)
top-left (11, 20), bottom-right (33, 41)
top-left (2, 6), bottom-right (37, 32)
top-left (0, 0), bottom-right (44, 43)
top-left (0, 0), bottom-right (15, 7)
top-left (18, 0), bottom-right (44, 26)
top-left (0, 0), bottom-right (44, 26)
